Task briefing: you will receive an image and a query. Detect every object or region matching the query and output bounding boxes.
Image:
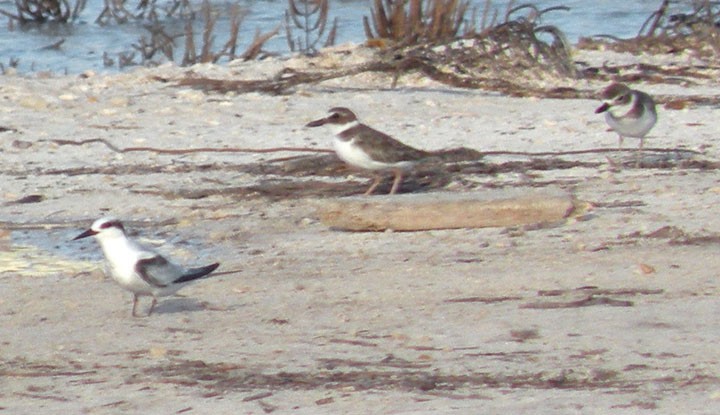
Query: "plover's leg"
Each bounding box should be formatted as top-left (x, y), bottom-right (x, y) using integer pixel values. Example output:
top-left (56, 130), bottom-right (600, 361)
top-left (147, 296), bottom-right (158, 316)
top-left (389, 170), bottom-right (403, 195)
top-left (132, 294), bottom-right (140, 317)
top-left (635, 137), bottom-right (645, 168)
top-left (364, 176), bottom-right (382, 195)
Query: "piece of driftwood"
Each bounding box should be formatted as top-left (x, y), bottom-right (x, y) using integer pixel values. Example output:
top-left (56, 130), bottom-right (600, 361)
top-left (315, 189), bottom-right (577, 231)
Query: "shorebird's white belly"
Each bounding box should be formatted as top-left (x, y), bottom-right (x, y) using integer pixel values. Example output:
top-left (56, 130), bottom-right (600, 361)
top-left (100, 238), bottom-right (154, 294)
top-left (333, 138), bottom-right (389, 170)
top-left (606, 106), bottom-right (656, 138)
top-left (333, 137), bottom-right (414, 171)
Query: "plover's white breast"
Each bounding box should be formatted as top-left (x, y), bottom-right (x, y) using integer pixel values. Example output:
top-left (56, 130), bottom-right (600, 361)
top-left (332, 121), bottom-right (417, 171)
top-left (605, 107), bottom-right (656, 138)
top-left (606, 93), bottom-right (657, 138)
top-left (333, 137), bottom-right (394, 170)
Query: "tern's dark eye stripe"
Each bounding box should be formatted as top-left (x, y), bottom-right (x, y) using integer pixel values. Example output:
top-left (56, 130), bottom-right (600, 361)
top-left (100, 220), bottom-right (125, 231)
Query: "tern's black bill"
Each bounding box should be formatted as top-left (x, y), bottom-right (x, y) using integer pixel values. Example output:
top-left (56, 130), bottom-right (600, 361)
top-left (73, 229), bottom-right (98, 240)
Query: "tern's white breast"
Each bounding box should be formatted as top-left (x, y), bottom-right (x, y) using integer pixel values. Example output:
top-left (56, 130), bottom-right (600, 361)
top-left (98, 236), bottom-right (155, 294)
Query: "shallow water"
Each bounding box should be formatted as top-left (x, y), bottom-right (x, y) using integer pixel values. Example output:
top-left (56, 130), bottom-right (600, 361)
top-left (2, 225), bottom-right (223, 278)
top-left (0, 0), bottom-right (678, 74)
top-left (1, 228), bottom-right (93, 277)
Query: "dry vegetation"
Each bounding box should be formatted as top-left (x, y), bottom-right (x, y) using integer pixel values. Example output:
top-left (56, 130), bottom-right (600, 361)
top-left (177, 1), bottom-right (577, 97)
top-left (0, 0), bottom-right (85, 23)
top-left (1, 0), bottom-right (278, 69)
top-left (363, 0), bottom-right (470, 45)
top-left (384, 3), bottom-right (576, 89)
top-left (284, 0), bottom-right (337, 56)
top-left (108, 1), bottom-right (279, 68)
top-left (1, 0), bottom-right (574, 75)
top-left (578, 0), bottom-right (720, 59)
top-left (5, 0), bottom-right (720, 93)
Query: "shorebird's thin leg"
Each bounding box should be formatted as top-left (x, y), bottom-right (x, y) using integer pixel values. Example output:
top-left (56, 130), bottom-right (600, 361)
top-left (132, 294), bottom-right (140, 317)
top-left (389, 170), bottom-right (403, 195)
top-left (364, 176), bottom-right (382, 195)
top-left (635, 137), bottom-right (645, 168)
top-left (148, 296), bottom-right (158, 316)
top-left (613, 134), bottom-right (626, 169)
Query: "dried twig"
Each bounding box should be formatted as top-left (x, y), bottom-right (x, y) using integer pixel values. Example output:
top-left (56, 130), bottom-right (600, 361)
top-left (41, 138), bottom-right (334, 155)
top-left (241, 25), bottom-right (281, 61)
top-left (285, 0), bottom-right (337, 55)
top-left (537, 287), bottom-right (663, 297)
top-left (96, 0), bottom-right (133, 25)
top-left (444, 296), bottom-right (522, 304)
top-left (521, 295), bottom-right (635, 309)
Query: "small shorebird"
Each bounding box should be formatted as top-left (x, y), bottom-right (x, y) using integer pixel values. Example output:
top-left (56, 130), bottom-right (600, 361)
top-left (74, 217), bottom-right (220, 317)
top-left (595, 82), bottom-right (657, 166)
top-left (306, 107), bottom-right (429, 195)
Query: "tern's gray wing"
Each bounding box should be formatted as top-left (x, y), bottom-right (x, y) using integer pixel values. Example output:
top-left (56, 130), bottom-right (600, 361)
top-left (173, 263), bottom-right (220, 284)
top-left (135, 255), bottom-right (184, 288)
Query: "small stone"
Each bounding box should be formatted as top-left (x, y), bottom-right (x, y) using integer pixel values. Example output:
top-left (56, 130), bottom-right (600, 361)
top-left (11, 140), bottom-right (32, 149)
top-left (175, 89), bottom-right (206, 103)
top-left (148, 347), bottom-right (167, 358)
top-left (638, 263), bottom-right (656, 275)
top-left (19, 96), bottom-right (49, 110)
top-left (109, 96), bottom-right (129, 107)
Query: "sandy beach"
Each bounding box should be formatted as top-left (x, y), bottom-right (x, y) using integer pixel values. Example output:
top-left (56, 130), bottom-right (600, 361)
top-left (2, 44), bottom-right (720, 413)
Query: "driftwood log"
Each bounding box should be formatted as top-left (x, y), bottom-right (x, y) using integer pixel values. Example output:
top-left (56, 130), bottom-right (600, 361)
top-left (315, 189), bottom-right (578, 231)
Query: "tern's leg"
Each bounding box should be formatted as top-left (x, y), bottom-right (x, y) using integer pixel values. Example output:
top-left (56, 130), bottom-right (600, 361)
top-left (364, 176), bottom-right (382, 195)
top-left (389, 170), bottom-right (403, 195)
top-left (617, 134), bottom-right (624, 150)
top-left (148, 296), bottom-right (158, 316)
top-left (132, 294), bottom-right (140, 317)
